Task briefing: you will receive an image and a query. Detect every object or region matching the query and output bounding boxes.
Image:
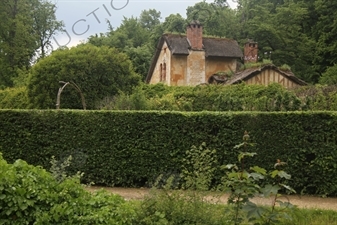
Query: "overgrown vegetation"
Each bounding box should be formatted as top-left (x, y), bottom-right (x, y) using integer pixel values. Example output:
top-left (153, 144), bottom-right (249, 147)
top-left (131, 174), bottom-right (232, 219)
top-left (95, 83), bottom-right (337, 112)
top-left (1, 139), bottom-right (337, 224)
top-left (5, 82), bottom-right (337, 111)
top-left (0, 153), bottom-right (137, 224)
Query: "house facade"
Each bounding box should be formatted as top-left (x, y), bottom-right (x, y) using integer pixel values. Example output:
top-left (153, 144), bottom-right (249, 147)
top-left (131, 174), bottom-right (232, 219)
top-left (146, 21), bottom-right (243, 86)
top-left (147, 21), bottom-right (306, 88)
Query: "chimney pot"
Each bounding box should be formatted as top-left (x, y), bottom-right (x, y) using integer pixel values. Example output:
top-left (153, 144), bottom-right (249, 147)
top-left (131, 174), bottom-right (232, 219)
top-left (244, 40), bottom-right (258, 64)
top-left (186, 20), bottom-right (203, 50)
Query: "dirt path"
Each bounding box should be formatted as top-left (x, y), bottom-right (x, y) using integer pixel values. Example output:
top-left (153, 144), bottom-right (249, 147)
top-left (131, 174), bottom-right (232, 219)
top-left (87, 187), bottom-right (337, 211)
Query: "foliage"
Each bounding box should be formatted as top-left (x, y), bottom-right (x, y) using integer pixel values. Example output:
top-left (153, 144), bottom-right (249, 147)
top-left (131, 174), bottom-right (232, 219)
top-left (0, 87), bottom-right (29, 109)
top-left (98, 86), bottom-right (149, 110)
top-left (240, 59), bottom-right (273, 70)
top-left (137, 176), bottom-right (229, 225)
top-left (27, 44), bottom-right (141, 109)
top-left (31, 0), bottom-right (64, 59)
top-left (222, 131), bottom-right (296, 224)
top-left (2, 150), bottom-right (337, 224)
top-left (7, 80), bottom-right (337, 111)
top-left (0, 0), bottom-right (63, 88)
top-left (319, 64), bottom-right (337, 85)
top-left (2, 0), bottom-right (337, 89)
top-left (293, 84), bottom-right (337, 111)
top-left (50, 155), bottom-right (74, 183)
top-left (0, 152), bottom-right (137, 224)
top-left (88, 12), bottom-right (156, 80)
top-left (1, 110), bottom-right (337, 196)
top-left (139, 9), bottom-right (161, 30)
top-left (312, 1), bottom-right (337, 78)
top-left (103, 83), bottom-right (303, 111)
top-left (181, 142), bottom-right (218, 191)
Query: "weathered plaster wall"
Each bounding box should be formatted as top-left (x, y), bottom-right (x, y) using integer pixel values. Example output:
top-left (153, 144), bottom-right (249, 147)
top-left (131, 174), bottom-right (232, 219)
top-left (186, 50), bottom-right (205, 85)
top-left (149, 42), bottom-right (171, 85)
top-left (205, 57), bottom-right (237, 82)
top-left (171, 55), bottom-right (187, 86)
top-left (245, 69), bottom-right (299, 88)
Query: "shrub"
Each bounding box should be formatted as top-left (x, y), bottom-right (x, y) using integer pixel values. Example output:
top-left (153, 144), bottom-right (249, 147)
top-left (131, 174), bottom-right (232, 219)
top-left (27, 44), bottom-right (141, 109)
top-left (0, 87), bottom-right (29, 109)
top-left (0, 152), bottom-right (137, 224)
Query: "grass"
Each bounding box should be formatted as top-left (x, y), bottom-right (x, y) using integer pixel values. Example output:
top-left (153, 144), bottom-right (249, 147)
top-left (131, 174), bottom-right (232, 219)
top-left (289, 208), bottom-right (337, 225)
top-left (123, 188), bottom-right (337, 225)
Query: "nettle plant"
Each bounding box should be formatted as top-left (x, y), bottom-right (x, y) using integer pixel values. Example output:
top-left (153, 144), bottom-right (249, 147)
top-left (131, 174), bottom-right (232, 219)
top-left (222, 131), bottom-right (296, 225)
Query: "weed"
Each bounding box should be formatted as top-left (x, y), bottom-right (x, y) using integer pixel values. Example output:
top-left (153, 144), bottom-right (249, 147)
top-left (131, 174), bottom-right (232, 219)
top-left (222, 131), bottom-right (296, 224)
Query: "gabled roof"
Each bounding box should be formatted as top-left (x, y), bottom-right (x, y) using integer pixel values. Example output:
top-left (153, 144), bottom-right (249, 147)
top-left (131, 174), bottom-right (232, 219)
top-left (203, 37), bottom-right (243, 57)
top-left (225, 64), bottom-right (307, 85)
top-left (146, 34), bottom-right (243, 83)
top-left (164, 34), bottom-right (190, 55)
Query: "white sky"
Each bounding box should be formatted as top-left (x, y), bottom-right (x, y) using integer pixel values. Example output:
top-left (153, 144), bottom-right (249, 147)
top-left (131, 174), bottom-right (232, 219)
top-left (51, 0), bottom-right (238, 49)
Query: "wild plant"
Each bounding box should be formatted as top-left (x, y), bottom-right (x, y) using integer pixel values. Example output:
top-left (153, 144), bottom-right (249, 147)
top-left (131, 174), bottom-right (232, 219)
top-left (222, 131), bottom-right (296, 225)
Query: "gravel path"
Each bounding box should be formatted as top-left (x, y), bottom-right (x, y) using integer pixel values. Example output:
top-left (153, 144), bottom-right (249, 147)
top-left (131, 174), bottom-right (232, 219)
top-left (87, 187), bottom-right (337, 211)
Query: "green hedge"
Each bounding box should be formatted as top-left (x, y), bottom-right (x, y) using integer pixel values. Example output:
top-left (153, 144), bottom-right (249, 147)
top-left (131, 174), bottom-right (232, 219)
top-left (1, 110), bottom-right (337, 196)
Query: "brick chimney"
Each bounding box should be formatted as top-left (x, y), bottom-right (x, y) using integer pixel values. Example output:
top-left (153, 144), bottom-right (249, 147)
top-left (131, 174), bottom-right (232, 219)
top-left (244, 40), bottom-right (258, 64)
top-left (186, 21), bottom-right (203, 50)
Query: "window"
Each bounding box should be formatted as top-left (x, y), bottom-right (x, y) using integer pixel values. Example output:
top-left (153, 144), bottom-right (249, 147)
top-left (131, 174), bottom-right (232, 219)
top-left (159, 63), bottom-right (163, 81)
top-left (162, 62), bottom-right (166, 82)
top-left (159, 62), bottom-right (166, 82)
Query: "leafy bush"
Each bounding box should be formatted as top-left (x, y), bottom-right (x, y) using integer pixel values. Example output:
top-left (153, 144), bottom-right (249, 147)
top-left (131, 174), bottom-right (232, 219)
top-left (27, 44), bottom-right (141, 109)
top-left (319, 64), bottom-right (337, 85)
top-left (0, 152), bottom-right (137, 224)
top-left (0, 87), bottom-right (29, 109)
top-left (181, 142), bottom-right (218, 191)
top-left (100, 83), bottom-right (304, 111)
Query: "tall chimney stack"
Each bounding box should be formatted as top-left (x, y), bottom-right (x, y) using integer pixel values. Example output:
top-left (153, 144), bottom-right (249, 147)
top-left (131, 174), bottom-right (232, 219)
top-left (244, 40), bottom-right (258, 64)
top-left (186, 21), bottom-right (203, 50)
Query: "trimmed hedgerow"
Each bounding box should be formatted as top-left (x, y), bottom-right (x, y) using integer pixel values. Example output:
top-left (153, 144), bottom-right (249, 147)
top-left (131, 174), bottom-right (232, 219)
top-left (1, 110), bottom-right (337, 196)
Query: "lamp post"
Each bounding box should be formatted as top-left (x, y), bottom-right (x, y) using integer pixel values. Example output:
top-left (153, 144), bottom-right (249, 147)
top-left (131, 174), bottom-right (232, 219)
top-left (56, 81), bottom-right (86, 110)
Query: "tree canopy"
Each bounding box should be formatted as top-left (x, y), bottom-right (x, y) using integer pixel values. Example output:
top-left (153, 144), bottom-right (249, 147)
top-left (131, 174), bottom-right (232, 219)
top-left (27, 44), bottom-right (141, 109)
top-left (3, 0), bottom-right (337, 110)
top-left (0, 0), bottom-right (63, 88)
top-left (86, 0), bottom-right (337, 84)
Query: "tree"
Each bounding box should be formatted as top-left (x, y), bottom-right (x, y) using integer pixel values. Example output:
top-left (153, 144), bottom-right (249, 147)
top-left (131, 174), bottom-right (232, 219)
top-left (0, 0), bottom-right (63, 88)
top-left (115, 16), bottom-right (150, 48)
top-left (139, 9), bottom-right (161, 30)
top-left (319, 64), bottom-right (337, 85)
top-left (146, 13), bottom-right (186, 53)
top-left (27, 44), bottom-right (141, 109)
top-left (124, 46), bottom-right (152, 81)
top-left (88, 15), bottom-right (154, 80)
top-left (0, 0), bottom-right (36, 87)
top-left (162, 13), bottom-right (186, 34)
top-left (32, 0), bottom-right (64, 59)
top-left (235, 0), bottom-right (316, 83)
top-left (185, 1), bottom-right (238, 38)
top-left (313, 0), bottom-right (337, 77)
